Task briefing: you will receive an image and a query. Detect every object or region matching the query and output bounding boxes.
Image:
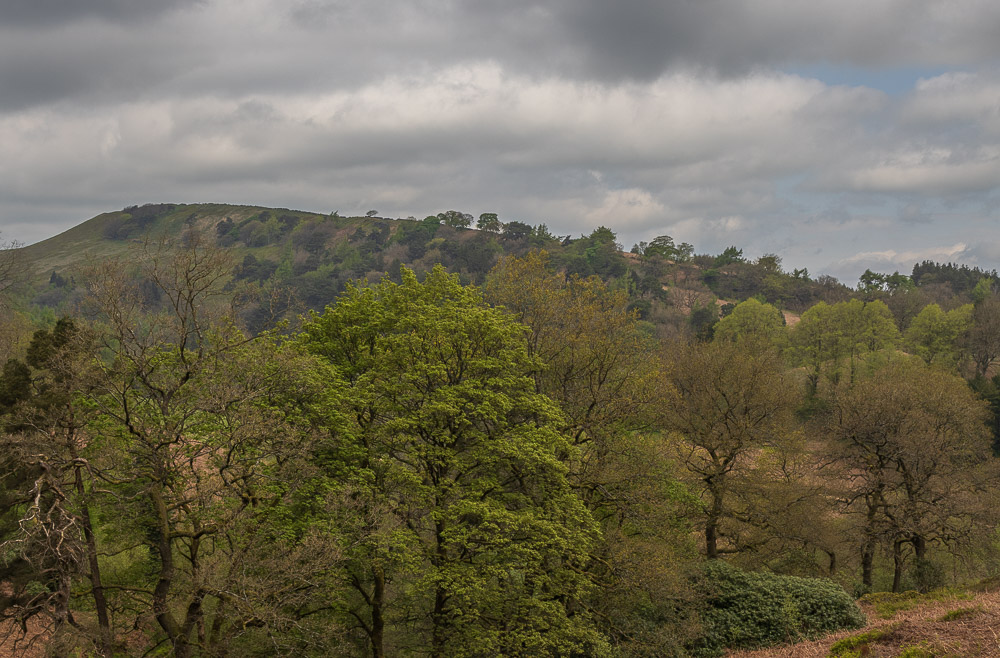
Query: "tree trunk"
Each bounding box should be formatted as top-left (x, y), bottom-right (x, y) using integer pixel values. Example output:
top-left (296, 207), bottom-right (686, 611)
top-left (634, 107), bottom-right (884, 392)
top-left (705, 519), bottom-right (719, 560)
top-left (431, 518), bottom-right (448, 658)
top-left (705, 488), bottom-right (723, 559)
top-left (892, 539), bottom-right (904, 593)
top-left (861, 544), bottom-right (874, 589)
top-left (371, 565), bottom-right (385, 658)
top-left (150, 487), bottom-right (189, 658)
top-left (75, 464), bottom-right (113, 655)
top-left (912, 534), bottom-right (927, 562)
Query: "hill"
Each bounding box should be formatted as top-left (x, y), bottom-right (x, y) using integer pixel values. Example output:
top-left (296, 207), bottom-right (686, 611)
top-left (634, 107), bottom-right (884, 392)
top-left (10, 202), bottom-right (996, 337)
top-left (10, 203), bottom-right (847, 327)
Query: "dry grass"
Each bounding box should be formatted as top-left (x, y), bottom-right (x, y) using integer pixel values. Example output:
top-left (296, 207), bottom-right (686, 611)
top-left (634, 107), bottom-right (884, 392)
top-left (0, 619), bottom-right (49, 658)
top-left (728, 585), bottom-right (1000, 657)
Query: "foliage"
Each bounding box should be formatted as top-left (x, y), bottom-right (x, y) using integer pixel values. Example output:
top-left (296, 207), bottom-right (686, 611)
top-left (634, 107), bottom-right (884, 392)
top-left (789, 299), bottom-right (900, 392)
top-left (712, 297), bottom-right (786, 347)
top-left (299, 265), bottom-right (607, 656)
top-left (911, 260), bottom-right (998, 295)
top-left (822, 358), bottom-right (995, 592)
top-left (662, 339), bottom-right (804, 560)
top-left (903, 303), bottom-right (972, 368)
top-left (690, 561), bottom-right (865, 656)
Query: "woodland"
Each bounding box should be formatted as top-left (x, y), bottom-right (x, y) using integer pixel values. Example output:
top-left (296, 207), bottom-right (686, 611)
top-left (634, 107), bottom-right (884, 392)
top-left (2, 206), bottom-right (1000, 656)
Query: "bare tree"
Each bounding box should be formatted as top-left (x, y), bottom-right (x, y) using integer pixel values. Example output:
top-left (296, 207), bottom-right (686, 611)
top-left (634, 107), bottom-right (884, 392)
top-left (0, 233), bottom-right (24, 308)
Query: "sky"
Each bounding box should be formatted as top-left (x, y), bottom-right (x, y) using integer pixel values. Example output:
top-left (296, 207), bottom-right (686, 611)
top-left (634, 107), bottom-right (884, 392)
top-left (2, 0), bottom-right (1000, 284)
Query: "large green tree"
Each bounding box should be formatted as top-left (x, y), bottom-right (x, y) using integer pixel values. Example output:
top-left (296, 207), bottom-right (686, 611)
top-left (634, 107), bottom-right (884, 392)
top-left (300, 265), bottom-right (605, 657)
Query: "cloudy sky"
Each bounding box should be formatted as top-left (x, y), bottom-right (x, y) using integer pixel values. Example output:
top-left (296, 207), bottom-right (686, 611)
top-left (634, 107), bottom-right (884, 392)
top-left (3, 0), bottom-right (1000, 283)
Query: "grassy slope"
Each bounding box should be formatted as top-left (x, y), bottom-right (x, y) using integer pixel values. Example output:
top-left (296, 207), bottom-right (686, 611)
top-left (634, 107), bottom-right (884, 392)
top-left (16, 203), bottom-right (330, 280)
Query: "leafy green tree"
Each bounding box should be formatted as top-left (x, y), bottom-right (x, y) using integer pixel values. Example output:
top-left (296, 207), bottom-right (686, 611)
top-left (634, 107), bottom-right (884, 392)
top-left (502, 220), bottom-right (533, 241)
top-left (971, 277), bottom-right (996, 304)
top-left (486, 252), bottom-right (700, 654)
top-left (789, 299), bottom-right (899, 393)
top-left (300, 265), bottom-right (605, 657)
top-left (713, 246), bottom-right (744, 267)
top-left (712, 298), bottom-right (786, 347)
top-left (857, 269), bottom-right (887, 295)
top-left (639, 235), bottom-right (694, 263)
top-left (903, 303), bottom-right (972, 368)
top-left (477, 212), bottom-right (502, 233)
top-left (436, 209), bottom-right (473, 228)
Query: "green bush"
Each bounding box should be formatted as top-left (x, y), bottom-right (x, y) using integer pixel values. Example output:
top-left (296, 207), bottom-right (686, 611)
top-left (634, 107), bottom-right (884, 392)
top-left (689, 561), bottom-right (866, 657)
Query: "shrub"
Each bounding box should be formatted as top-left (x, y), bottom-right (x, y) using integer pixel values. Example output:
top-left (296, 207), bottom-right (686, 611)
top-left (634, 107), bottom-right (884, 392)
top-left (690, 561), bottom-right (866, 657)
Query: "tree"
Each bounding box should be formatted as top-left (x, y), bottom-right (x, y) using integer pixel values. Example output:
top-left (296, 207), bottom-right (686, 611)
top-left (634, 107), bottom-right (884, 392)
top-left (0, 320), bottom-right (115, 654)
top-left (822, 359), bottom-right (995, 591)
top-left (967, 295), bottom-right (1000, 376)
top-left (712, 298), bottom-right (786, 347)
top-left (477, 213), bottom-right (502, 233)
top-left (713, 246), bottom-right (744, 267)
top-left (661, 340), bottom-right (802, 560)
top-left (903, 303), bottom-right (972, 368)
top-left (642, 235), bottom-right (693, 263)
top-left (789, 299), bottom-right (899, 393)
top-left (502, 220), bottom-right (532, 241)
top-left (300, 265), bottom-right (605, 657)
top-left (436, 209), bottom-right (473, 229)
top-left (77, 234), bottom-right (336, 656)
top-left (485, 251), bottom-right (700, 653)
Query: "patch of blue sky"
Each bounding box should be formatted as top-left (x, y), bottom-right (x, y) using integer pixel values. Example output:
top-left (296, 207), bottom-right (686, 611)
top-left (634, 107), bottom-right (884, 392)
top-left (787, 63), bottom-right (950, 95)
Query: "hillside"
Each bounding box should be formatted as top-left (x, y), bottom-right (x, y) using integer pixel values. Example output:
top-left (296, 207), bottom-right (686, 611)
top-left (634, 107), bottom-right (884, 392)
top-left (10, 202), bottom-right (997, 338)
top-left (10, 203), bottom-right (851, 331)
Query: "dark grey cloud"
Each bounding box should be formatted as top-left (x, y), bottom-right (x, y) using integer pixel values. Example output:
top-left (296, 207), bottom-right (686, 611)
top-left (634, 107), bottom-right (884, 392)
top-left (4, 0), bottom-right (1000, 114)
top-left (283, 0), bottom-right (1000, 82)
top-left (0, 0), bottom-right (200, 27)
